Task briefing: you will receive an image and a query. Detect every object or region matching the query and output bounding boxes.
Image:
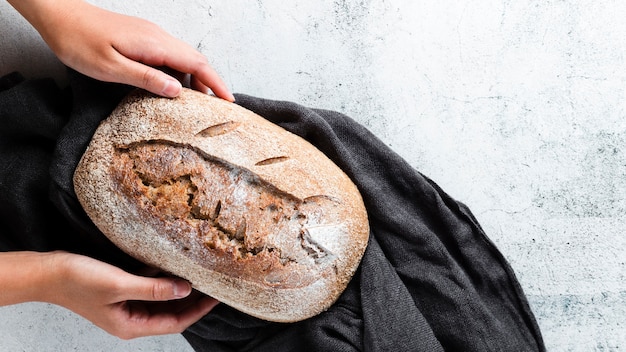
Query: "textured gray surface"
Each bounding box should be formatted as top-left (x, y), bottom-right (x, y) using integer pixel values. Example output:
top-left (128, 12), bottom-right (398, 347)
top-left (1, 1), bottom-right (625, 351)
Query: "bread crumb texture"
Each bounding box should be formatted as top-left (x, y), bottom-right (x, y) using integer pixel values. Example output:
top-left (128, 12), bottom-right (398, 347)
top-left (112, 141), bottom-right (339, 288)
top-left (74, 88), bottom-right (369, 321)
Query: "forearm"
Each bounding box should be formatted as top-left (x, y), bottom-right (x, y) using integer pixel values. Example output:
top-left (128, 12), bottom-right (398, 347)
top-left (0, 251), bottom-right (63, 306)
top-left (7, 0), bottom-right (83, 44)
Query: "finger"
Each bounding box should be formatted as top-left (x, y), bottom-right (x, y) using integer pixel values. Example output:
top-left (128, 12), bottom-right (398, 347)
top-left (112, 29), bottom-right (234, 100)
top-left (142, 44), bottom-right (234, 101)
top-left (132, 289), bottom-right (206, 316)
top-left (190, 74), bottom-right (209, 94)
top-left (112, 58), bottom-right (183, 97)
top-left (152, 296), bottom-right (219, 334)
top-left (122, 296), bottom-right (219, 338)
top-left (132, 265), bottom-right (163, 277)
top-left (189, 63), bottom-right (235, 102)
top-left (159, 67), bottom-right (190, 88)
top-left (121, 275), bottom-right (192, 302)
top-left (174, 295), bottom-right (219, 327)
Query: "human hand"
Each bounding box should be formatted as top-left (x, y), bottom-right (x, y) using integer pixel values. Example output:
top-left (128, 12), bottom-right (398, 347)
top-left (43, 252), bottom-right (218, 340)
top-left (8, 0), bottom-right (234, 100)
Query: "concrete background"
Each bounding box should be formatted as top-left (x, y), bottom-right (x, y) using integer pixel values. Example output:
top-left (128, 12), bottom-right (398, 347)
top-left (1, 0), bottom-right (624, 351)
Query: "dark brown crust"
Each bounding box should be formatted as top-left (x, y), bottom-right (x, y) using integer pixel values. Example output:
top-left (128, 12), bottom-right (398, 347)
top-left (111, 141), bottom-right (335, 289)
top-left (73, 88), bottom-right (369, 322)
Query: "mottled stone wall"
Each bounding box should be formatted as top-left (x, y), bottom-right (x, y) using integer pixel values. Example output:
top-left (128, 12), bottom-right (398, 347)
top-left (1, 1), bottom-right (624, 351)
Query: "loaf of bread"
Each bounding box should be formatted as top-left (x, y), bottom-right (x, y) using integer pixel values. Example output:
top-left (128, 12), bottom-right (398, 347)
top-left (73, 88), bottom-right (369, 322)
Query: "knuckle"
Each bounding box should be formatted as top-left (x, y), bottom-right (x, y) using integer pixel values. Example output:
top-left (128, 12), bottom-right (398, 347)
top-left (116, 331), bottom-right (136, 340)
top-left (142, 19), bottom-right (164, 33)
top-left (149, 43), bottom-right (168, 59)
top-left (141, 68), bottom-right (161, 90)
top-left (89, 55), bottom-right (124, 83)
top-left (191, 56), bottom-right (211, 73)
top-left (108, 280), bottom-right (128, 299)
top-left (167, 320), bottom-right (187, 335)
top-left (108, 324), bottom-right (133, 340)
top-left (151, 280), bottom-right (169, 301)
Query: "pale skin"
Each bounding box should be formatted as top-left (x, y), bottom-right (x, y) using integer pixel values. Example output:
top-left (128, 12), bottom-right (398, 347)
top-left (3, 0), bottom-right (232, 339)
top-left (0, 252), bottom-right (219, 339)
top-left (6, 0), bottom-right (235, 100)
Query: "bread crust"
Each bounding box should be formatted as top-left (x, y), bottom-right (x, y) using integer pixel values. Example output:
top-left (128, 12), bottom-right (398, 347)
top-left (73, 89), bottom-right (369, 322)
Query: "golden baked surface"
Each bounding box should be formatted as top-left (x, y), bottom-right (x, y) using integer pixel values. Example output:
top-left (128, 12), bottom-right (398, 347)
top-left (74, 88), bottom-right (369, 322)
top-left (112, 141), bottom-right (340, 289)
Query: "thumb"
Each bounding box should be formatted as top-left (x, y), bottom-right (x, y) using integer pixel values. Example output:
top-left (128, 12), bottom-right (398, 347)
top-left (123, 275), bottom-right (193, 302)
top-left (119, 60), bottom-right (183, 98)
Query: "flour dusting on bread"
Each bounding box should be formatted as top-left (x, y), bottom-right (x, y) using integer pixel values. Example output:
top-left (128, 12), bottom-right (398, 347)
top-left (73, 89), bottom-right (369, 322)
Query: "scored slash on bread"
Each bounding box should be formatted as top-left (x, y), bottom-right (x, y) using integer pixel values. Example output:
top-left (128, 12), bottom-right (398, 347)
top-left (73, 89), bottom-right (369, 322)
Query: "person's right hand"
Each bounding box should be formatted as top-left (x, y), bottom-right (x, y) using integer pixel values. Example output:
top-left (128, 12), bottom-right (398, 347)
top-left (7, 0), bottom-right (234, 101)
top-left (43, 252), bottom-right (219, 339)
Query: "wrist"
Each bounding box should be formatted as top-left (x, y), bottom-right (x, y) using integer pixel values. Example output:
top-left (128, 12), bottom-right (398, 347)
top-left (34, 251), bottom-right (71, 304)
top-left (0, 251), bottom-right (66, 306)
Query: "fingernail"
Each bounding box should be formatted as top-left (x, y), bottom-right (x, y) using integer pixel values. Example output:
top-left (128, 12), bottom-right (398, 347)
top-left (173, 280), bottom-right (191, 298)
top-left (162, 78), bottom-right (182, 97)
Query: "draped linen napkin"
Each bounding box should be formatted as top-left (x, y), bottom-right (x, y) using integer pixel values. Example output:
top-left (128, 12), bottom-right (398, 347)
top-left (0, 70), bottom-right (545, 352)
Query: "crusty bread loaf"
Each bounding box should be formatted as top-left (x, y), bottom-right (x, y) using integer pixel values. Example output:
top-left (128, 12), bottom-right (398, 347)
top-left (73, 88), bottom-right (369, 322)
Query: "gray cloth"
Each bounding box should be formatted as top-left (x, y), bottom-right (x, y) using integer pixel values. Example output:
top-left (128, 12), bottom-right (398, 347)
top-left (0, 70), bottom-right (545, 351)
